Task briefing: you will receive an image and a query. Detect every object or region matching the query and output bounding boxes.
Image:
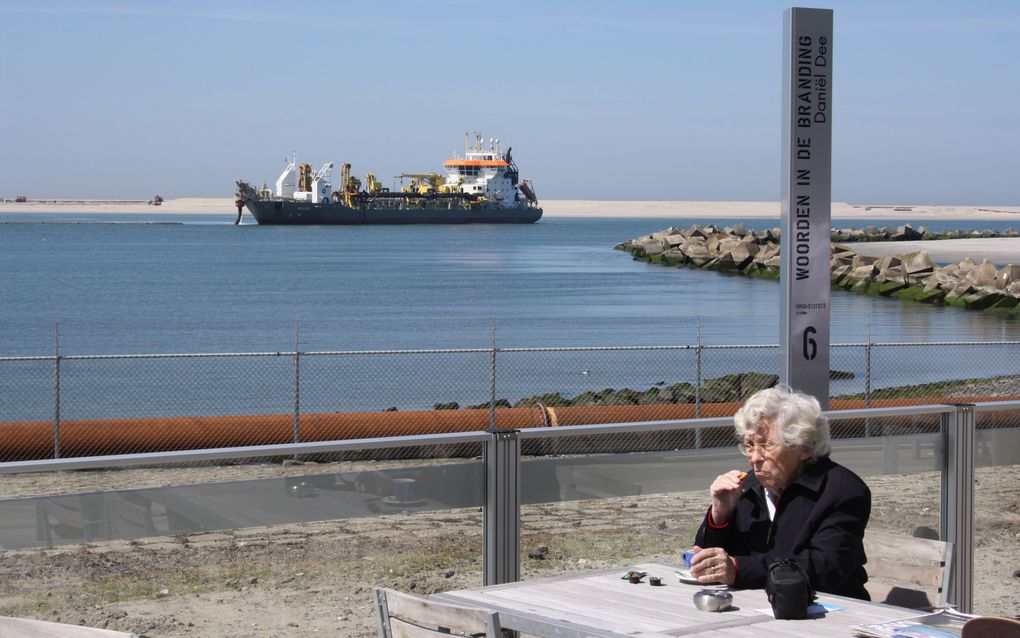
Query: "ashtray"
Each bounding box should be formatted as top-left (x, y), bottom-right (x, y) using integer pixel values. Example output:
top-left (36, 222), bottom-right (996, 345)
top-left (692, 589), bottom-right (733, 612)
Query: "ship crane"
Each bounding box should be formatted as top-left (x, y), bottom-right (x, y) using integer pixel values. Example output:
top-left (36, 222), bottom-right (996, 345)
top-left (397, 172), bottom-right (449, 195)
top-left (313, 162), bottom-right (333, 182)
top-left (311, 161), bottom-right (334, 204)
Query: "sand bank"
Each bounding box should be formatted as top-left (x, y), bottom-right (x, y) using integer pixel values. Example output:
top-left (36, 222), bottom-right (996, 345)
top-left (845, 237), bottom-right (1020, 267)
top-left (0, 198), bottom-right (236, 215)
top-left (2, 198), bottom-right (1019, 221)
top-left (543, 200), bottom-right (1020, 221)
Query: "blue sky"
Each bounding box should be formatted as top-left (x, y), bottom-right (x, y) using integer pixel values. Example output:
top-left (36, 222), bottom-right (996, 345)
top-left (1, 0), bottom-right (1017, 204)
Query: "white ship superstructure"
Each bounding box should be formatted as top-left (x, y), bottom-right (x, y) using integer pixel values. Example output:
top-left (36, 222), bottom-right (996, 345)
top-left (442, 132), bottom-right (524, 205)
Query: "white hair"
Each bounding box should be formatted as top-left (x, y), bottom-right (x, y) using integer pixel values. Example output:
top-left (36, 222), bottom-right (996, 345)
top-left (733, 385), bottom-right (831, 460)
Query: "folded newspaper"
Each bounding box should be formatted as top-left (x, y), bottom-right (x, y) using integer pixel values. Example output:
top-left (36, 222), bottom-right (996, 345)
top-left (852, 609), bottom-right (976, 638)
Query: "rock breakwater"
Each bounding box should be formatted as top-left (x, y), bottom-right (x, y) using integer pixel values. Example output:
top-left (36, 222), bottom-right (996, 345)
top-left (617, 224), bottom-right (1020, 315)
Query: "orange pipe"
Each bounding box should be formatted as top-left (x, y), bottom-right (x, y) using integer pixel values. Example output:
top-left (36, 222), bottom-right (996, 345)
top-left (0, 397), bottom-right (1015, 462)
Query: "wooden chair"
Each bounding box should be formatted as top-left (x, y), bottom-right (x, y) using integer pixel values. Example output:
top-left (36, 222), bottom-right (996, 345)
top-left (863, 530), bottom-right (953, 610)
top-left (374, 587), bottom-right (502, 638)
top-left (962, 616), bottom-right (1020, 638)
top-left (0, 615), bottom-right (139, 637)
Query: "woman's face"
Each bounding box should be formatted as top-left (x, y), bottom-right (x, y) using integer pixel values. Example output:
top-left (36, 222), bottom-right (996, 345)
top-left (742, 418), bottom-right (811, 495)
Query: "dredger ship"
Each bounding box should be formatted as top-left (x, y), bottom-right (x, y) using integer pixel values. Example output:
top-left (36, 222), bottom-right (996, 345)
top-left (234, 133), bottom-right (542, 225)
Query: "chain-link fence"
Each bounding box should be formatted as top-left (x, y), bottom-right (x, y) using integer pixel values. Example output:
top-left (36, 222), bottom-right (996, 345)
top-left (1, 340), bottom-right (1018, 462)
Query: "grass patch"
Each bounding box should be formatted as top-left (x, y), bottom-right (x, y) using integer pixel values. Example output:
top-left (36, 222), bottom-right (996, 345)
top-left (521, 521), bottom-right (700, 572)
top-left (369, 538), bottom-right (480, 578)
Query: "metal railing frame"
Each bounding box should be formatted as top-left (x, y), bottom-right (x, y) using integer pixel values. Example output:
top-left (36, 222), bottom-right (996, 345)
top-left (3, 401), bottom-right (1018, 613)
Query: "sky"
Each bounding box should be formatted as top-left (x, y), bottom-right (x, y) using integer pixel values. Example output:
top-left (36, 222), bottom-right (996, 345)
top-left (1, 0), bottom-right (1018, 204)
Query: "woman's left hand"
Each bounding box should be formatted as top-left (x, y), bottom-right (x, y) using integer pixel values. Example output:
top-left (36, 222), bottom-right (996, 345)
top-left (689, 545), bottom-right (736, 586)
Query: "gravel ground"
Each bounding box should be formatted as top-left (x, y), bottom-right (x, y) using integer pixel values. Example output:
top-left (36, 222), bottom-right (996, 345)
top-left (1, 463), bottom-right (1017, 637)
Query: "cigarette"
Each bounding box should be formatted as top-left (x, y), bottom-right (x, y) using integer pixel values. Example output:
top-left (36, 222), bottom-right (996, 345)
top-left (738, 471), bottom-right (748, 480)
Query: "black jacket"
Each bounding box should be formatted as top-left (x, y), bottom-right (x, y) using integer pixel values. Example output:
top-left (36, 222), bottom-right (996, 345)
top-left (694, 456), bottom-right (871, 599)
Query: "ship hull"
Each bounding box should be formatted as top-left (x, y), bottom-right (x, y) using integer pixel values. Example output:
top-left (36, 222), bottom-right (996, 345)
top-left (242, 199), bottom-right (542, 225)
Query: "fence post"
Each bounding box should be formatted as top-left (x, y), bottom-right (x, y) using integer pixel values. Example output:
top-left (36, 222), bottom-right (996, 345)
top-left (483, 429), bottom-right (520, 585)
top-left (695, 319), bottom-right (702, 421)
top-left (53, 323), bottom-right (61, 459)
top-left (293, 321), bottom-right (301, 445)
top-left (864, 323), bottom-right (873, 436)
top-left (940, 403), bottom-right (975, 613)
top-left (489, 320), bottom-right (497, 431)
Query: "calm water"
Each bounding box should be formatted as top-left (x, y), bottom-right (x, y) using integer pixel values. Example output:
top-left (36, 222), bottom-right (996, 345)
top-left (2, 212), bottom-right (1019, 421)
top-left (1, 213), bottom-right (1018, 358)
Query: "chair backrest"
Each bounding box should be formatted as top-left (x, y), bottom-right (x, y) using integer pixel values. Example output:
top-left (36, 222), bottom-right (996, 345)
top-left (962, 616), bottom-right (1020, 638)
top-left (863, 530), bottom-right (953, 610)
top-left (374, 587), bottom-right (502, 638)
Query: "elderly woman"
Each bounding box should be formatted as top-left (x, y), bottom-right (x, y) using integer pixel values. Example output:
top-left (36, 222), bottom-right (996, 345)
top-left (689, 385), bottom-right (871, 599)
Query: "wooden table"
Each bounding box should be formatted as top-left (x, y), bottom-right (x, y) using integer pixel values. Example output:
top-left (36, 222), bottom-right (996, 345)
top-left (434, 562), bottom-right (917, 637)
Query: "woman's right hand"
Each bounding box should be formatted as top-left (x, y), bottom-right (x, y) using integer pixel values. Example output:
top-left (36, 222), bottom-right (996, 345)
top-left (709, 470), bottom-right (747, 525)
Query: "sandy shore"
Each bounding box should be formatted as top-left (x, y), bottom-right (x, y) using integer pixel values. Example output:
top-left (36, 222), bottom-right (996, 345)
top-left (2, 198), bottom-right (1019, 221)
top-left (847, 238), bottom-right (1020, 267)
top-left (0, 198), bottom-right (236, 216)
top-left (544, 200), bottom-right (1020, 221)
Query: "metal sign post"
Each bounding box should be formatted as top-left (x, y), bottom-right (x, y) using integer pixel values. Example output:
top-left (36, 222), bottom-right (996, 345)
top-left (780, 7), bottom-right (833, 408)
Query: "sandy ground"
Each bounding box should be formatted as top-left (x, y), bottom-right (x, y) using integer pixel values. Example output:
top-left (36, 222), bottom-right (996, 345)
top-left (844, 238), bottom-right (1019, 267)
top-left (2, 198), bottom-right (1019, 221)
top-left (543, 200), bottom-right (1020, 222)
top-left (0, 199), bottom-right (236, 216)
top-left (0, 462), bottom-right (1016, 637)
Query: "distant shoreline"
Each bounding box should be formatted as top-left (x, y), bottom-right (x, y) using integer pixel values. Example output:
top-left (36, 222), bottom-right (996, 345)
top-left (1, 197), bottom-right (1019, 221)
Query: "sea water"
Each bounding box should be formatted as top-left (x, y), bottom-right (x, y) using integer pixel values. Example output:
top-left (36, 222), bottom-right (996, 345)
top-left (2, 212), bottom-right (1018, 419)
top-left (2, 213), bottom-right (1018, 357)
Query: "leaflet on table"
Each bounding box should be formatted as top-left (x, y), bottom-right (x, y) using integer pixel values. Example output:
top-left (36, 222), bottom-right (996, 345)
top-left (754, 601), bottom-right (846, 617)
top-left (851, 609), bottom-right (976, 638)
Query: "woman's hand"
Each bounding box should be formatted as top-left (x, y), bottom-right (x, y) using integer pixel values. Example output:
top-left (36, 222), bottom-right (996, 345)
top-left (709, 469), bottom-right (747, 525)
top-left (689, 545), bottom-right (736, 586)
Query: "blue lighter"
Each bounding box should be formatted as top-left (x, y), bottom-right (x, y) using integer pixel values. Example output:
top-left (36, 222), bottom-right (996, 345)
top-left (682, 550), bottom-right (695, 569)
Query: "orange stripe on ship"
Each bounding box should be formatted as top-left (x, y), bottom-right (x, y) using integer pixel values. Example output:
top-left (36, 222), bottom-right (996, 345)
top-left (443, 160), bottom-right (509, 167)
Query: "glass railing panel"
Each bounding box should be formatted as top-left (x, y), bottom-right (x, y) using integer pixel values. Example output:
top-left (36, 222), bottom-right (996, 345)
top-left (519, 414), bottom-right (950, 605)
top-left (830, 413), bottom-right (946, 610)
top-left (972, 407), bottom-right (1020, 616)
top-left (0, 446), bottom-right (485, 635)
top-left (520, 427), bottom-right (743, 579)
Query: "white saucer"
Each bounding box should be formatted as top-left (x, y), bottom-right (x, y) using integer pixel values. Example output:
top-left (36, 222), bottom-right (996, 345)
top-left (675, 569), bottom-right (727, 588)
